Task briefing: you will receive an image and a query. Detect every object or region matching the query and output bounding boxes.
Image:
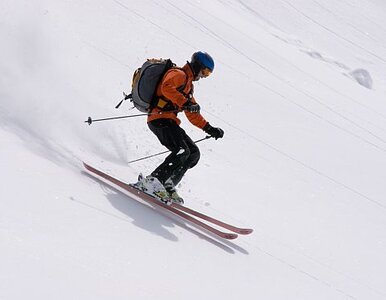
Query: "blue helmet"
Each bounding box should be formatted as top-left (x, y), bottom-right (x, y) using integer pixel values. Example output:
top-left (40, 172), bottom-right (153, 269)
top-left (190, 51), bottom-right (215, 75)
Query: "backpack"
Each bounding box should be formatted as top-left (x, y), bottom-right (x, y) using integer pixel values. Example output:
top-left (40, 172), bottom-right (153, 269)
top-left (122, 58), bottom-right (175, 112)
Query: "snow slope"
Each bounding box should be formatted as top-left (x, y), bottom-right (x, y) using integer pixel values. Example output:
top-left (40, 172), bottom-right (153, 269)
top-left (1, 0), bottom-right (386, 299)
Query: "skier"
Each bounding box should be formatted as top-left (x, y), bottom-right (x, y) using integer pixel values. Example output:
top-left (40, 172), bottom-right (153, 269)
top-left (137, 51), bottom-right (224, 204)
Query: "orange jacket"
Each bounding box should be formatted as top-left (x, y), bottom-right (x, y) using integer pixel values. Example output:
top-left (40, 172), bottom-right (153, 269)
top-left (147, 63), bottom-right (208, 129)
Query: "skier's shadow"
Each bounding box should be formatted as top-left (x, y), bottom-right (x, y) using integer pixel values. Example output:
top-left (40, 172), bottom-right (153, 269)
top-left (83, 172), bottom-right (248, 254)
top-left (106, 191), bottom-right (180, 242)
top-left (107, 190), bottom-right (244, 254)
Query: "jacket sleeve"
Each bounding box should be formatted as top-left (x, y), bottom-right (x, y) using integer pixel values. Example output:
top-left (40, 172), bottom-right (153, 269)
top-left (185, 97), bottom-right (208, 129)
top-left (159, 69), bottom-right (188, 108)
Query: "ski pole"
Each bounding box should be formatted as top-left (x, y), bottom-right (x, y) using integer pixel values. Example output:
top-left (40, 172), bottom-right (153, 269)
top-left (85, 114), bottom-right (148, 125)
top-left (85, 110), bottom-right (183, 125)
top-left (128, 136), bottom-right (212, 164)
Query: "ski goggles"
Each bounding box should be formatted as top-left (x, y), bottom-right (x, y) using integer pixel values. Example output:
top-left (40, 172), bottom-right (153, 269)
top-left (199, 67), bottom-right (212, 78)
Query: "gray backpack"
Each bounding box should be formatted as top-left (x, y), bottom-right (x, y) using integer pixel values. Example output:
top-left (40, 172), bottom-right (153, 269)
top-left (123, 58), bottom-right (175, 112)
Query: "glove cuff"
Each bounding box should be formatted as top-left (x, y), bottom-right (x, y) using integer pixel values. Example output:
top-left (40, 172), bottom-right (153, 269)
top-left (203, 122), bottom-right (212, 132)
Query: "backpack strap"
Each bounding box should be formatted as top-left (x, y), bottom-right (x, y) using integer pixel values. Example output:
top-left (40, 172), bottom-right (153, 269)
top-left (175, 67), bottom-right (193, 100)
top-left (153, 67), bottom-right (191, 112)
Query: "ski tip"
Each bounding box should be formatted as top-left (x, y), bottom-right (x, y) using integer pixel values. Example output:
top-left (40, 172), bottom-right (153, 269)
top-left (82, 162), bottom-right (99, 174)
top-left (82, 162), bottom-right (91, 170)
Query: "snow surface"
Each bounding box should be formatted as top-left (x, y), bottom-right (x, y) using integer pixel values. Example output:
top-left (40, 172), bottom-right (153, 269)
top-left (1, 0), bottom-right (386, 299)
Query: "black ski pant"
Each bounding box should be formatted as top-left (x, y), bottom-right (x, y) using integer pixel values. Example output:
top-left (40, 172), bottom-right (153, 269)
top-left (148, 119), bottom-right (200, 186)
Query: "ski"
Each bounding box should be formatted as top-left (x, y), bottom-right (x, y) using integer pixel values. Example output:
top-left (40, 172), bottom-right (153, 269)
top-left (171, 203), bottom-right (253, 235)
top-left (83, 162), bottom-right (238, 240)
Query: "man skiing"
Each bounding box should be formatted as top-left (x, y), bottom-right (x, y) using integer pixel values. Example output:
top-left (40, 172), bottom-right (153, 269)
top-left (137, 51), bottom-right (224, 205)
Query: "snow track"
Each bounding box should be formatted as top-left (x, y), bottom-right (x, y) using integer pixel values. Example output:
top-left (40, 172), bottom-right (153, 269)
top-left (1, 1), bottom-right (386, 299)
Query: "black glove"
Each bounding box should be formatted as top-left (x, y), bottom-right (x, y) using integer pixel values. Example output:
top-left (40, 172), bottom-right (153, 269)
top-left (183, 101), bottom-right (200, 113)
top-left (203, 123), bottom-right (224, 140)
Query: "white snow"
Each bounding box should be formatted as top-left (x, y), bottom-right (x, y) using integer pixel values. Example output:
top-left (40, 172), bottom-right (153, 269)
top-left (1, 0), bottom-right (386, 299)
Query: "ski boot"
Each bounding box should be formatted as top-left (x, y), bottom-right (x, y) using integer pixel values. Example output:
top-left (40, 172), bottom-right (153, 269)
top-left (164, 179), bottom-right (184, 205)
top-left (135, 174), bottom-right (172, 205)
